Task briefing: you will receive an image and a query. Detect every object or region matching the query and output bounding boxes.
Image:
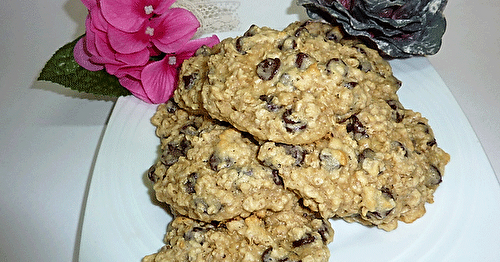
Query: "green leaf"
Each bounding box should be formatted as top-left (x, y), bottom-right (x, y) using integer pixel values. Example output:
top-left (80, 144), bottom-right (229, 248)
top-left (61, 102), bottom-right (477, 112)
top-left (38, 35), bottom-right (131, 97)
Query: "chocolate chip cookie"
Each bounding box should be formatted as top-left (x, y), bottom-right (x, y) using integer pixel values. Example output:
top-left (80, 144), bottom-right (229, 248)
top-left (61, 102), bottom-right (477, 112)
top-left (149, 100), bottom-right (296, 222)
top-left (175, 21), bottom-right (401, 144)
top-left (142, 202), bottom-right (333, 262)
top-left (258, 99), bottom-right (450, 231)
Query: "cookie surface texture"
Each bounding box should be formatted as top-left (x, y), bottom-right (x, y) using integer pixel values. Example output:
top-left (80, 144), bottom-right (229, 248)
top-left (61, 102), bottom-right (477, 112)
top-left (175, 21), bottom-right (401, 144)
top-left (149, 100), bottom-right (296, 222)
top-left (142, 203), bottom-right (333, 262)
top-left (258, 99), bottom-right (450, 231)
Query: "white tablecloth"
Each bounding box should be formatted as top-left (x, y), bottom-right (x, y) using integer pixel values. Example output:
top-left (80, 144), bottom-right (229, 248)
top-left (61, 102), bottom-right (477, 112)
top-left (1, 0), bottom-right (499, 261)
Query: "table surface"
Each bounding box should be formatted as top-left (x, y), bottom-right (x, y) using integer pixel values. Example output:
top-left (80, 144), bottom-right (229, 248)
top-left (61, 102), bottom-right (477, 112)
top-left (1, 0), bottom-right (499, 261)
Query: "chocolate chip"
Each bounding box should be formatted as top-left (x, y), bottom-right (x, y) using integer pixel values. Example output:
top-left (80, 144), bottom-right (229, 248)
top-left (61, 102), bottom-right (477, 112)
top-left (194, 45), bottom-right (212, 56)
top-left (235, 37), bottom-right (247, 54)
top-left (343, 81), bottom-right (358, 89)
top-left (367, 209), bottom-right (392, 220)
top-left (394, 112), bottom-right (405, 123)
top-left (426, 165), bottom-right (442, 186)
top-left (326, 28), bottom-right (343, 42)
top-left (271, 169), bottom-right (284, 186)
top-left (317, 220), bottom-right (330, 243)
top-left (209, 153), bottom-right (235, 171)
top-left (180, 122), bottom-right (201, 136)
top-left (326, 58), bottom-right (347, 76)
top-left (193, 198), bottom-right (210, 214)
top-left (161, 137), bottom-right (192, 167)
top-left (182, 73), bottom-right (198, 90)
top-left (184, 172), bottom-right (198, 194)
top-left (257, 58), bottom-right (281, 81)
top-left (183, 226), bottom-right (206, 241)
top-left (366, 188), bottom-right (395, 220)
top-left (261, 247), bottom-right (273, 262)
top-left (358, 59), bottom-right (372, 72)
top-left (417, 122), bottom-right (431, 134)
top-left (244, 24), bottom-right (259, 36)
top-left (295, 52), bottom-right (315, 70)
top-left (279, 37), bottom-right (297, 51)
top-left (282, 109), bottom-right (294, 123)
top-left (319, 149), bottom-right (343, 171)
top-left (238, 167), bottom-right (254, 177)
top-left (259, 95), bottom-right (281, 112)
top-left (427, 139), bottom-right (437, 147)
top-left (277, 143), bottom-right (306, 166)
top-left (381, 187), bottom-right (394, 200)
top-left (358, 148), bottom-right (375, 163)
top-left (147, 165), bottom-right (158, 183)
top-left (391, 141), bottom-right (408, 157)
top-left (282, 109), bottom-right (307, 133)
top-left (292, 233), bottom-right (316, 247)
top-left (386, 100), bottom-right (400, 110)
top-left (165, 100), bottom-right (179, 113)
top-left (294, 26), bottom-right (309, 37)
top-left (346, 115), bottom-right (368, 139)
top-left (396, 79), bottom-right (403, 88)
top-left (386, 100), bottom-right (405, 123)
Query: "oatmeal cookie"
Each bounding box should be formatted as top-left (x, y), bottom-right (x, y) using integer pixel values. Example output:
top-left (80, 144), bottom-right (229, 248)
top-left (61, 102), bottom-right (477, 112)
top-left (175, 21), bottom-right (401, 144)
top-left (258, 99), bottom-right (449, 231)
top-left (173, 44), bottom-right (221, 115)
top-left (142, 202), bottom-right (333, 262)
top-left (149, 100), bottom-right (296, 222)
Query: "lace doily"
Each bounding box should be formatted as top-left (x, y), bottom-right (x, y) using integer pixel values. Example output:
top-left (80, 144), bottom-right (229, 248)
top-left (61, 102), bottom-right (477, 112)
top-left (172, 0), bottom-right (241, 36)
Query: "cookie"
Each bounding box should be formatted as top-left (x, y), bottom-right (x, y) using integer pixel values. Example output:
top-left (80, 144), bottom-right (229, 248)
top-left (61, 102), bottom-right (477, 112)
top-left (149, 100), bottom-right (296, 222)
top-left (173, 44), bottom-right (221, 115)
top-left (142, 202), bottom-right (334, 262)
top-left (175, 21), bottom-right (401, 144)
top-left (258, 99), bottom-right (450, 231)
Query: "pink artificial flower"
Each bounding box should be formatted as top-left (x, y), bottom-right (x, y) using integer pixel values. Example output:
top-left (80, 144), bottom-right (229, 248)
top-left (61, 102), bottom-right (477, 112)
top-left (74, 4), bottom-right (150, 72)
top-left (107, 8), bottom-right (200, 54)
top-left (100, 0), bottom-right (176, 32)
top-left (74, 0), bottom-right (220, 104)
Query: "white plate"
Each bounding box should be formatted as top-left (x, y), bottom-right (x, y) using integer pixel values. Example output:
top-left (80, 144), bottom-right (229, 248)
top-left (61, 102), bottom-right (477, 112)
top-left (79, 2), bottom-right (500, 261)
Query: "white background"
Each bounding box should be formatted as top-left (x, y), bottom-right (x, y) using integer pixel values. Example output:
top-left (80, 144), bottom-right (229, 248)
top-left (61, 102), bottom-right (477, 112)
top-left (1, 0), bottom-right (499, 261)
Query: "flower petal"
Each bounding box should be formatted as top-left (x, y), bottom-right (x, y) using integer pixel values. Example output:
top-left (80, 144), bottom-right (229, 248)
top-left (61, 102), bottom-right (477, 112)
top-left (90, 30), bottom-right (115, 63)
top-left (89, 5), bottom-right (109, 32)
top-left (115, 49), bottom-right (150, 66)
top-left (82, 14), bottom-right (104, 61)
top-left (107, 24), bottom-right (150, 54)
top-left (108, 63), bottom-right (144, 78)
top-left (141, 58), bottom-right (177, 104)
top-left (118, 74), bottom-right (153, 103)
top-left (100, 0), bottom-right (148, 32)
top-left (74, 36), bottom-right (104, 71)
top-left (151, 8), bottom-right (200, 53)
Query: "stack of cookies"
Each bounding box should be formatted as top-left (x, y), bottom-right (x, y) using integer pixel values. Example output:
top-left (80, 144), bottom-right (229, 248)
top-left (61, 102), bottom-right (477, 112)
top-left (143, 21), bottom-right (450, 261)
